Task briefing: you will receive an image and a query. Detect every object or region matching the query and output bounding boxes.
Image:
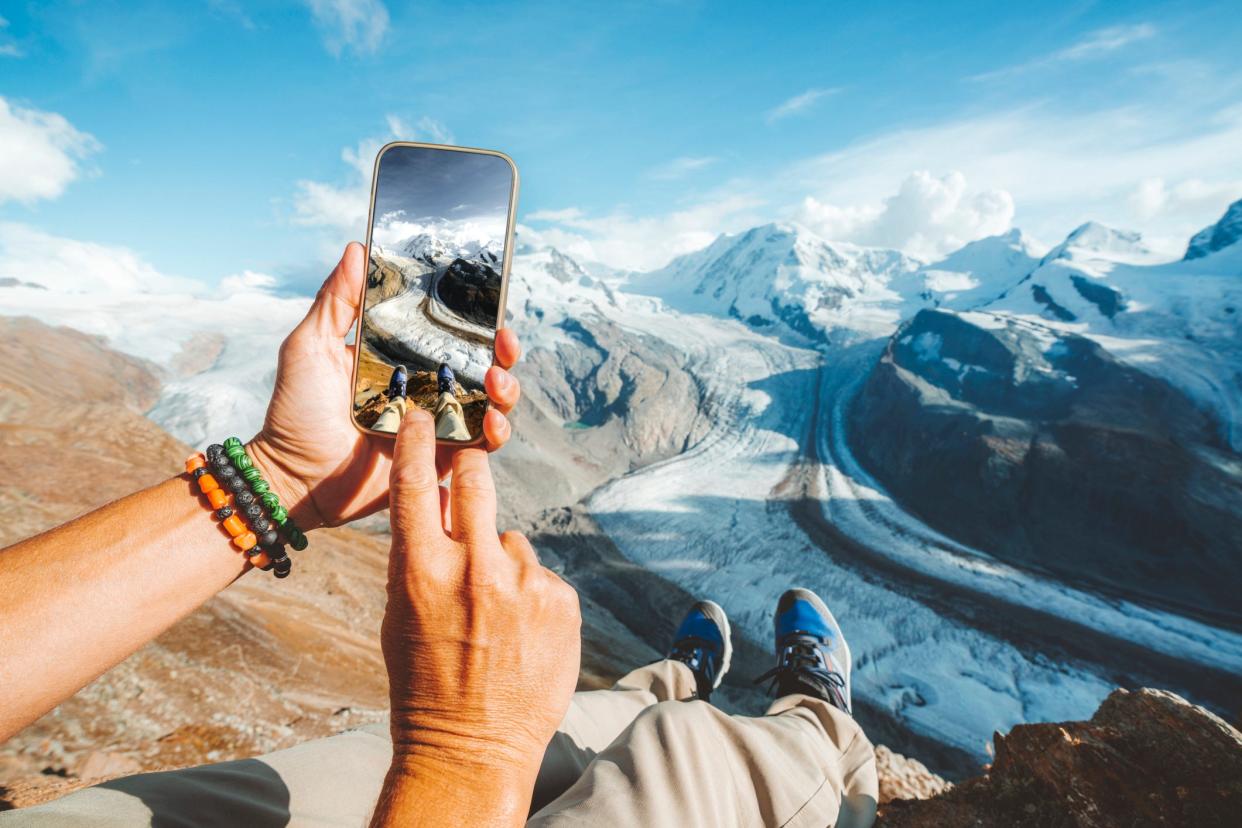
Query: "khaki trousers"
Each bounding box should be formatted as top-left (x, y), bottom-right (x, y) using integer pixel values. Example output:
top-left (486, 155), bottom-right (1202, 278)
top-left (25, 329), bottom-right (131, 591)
top-left (432, 391), bottom-right (471, 442)
top-left (1, 661), bottom-right (877, 827)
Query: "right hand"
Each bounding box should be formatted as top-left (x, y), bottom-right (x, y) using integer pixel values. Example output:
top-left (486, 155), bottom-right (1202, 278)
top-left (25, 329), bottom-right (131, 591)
top-left (248, 242), bottom-right (525, 532)
top-left (378, 406), bottom-right (581, 822)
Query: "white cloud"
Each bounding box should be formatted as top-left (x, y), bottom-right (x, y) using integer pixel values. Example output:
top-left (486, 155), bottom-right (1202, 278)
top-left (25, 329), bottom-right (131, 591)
top-left (783, 102), bottom-right (1242, 252)
top-left (0, 222), bottom-right (202, 295)
top-left (305, 0), bottom-right (389, 56)
top-left (518, 192), bottom-right (768, 271)
top-left (1128, 176), bottom-right (1242, 220)
top-left (220, 269), bottom-right (279, 295)
top-left (795, 171), bottom-right (1014, 259)
top-left (972, 23), bottom-right (1156, 81)
top-left (386, 114), bottom-right (454, 145)
top-left (529, 98), bottom-right (1242, 270)
top-left (525, 207), bottom-right (584, 223)
top-left (0, 44), bottom-right (21, 58)
top-left (1058, 23), bottom-right (1156, 60)
top-left (0, 97), bottom-right (100, 205)
top-left (766, 88), bottom-right (839, 123)
top-left (291, 114), bottom-right (454, 240)
top-left (647, 156), bottom-right (718, 180)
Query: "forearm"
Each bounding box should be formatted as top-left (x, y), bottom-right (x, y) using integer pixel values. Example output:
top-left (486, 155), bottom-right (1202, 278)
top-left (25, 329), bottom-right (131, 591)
top-left (0, 447), bottom-right (287, 741)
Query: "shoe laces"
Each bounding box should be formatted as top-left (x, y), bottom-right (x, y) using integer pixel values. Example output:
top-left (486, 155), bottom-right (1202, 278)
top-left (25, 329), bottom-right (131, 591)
top-left (755, 635), bottom-right (849, 713)
top-left (669, 637), bottom-right (718, 696)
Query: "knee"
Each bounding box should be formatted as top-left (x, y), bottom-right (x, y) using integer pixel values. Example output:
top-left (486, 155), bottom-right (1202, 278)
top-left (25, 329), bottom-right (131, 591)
top-left (631, 699), bottom-right (716, 738)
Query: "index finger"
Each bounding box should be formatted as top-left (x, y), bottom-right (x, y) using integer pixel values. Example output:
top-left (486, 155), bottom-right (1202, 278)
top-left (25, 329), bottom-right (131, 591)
top-left (494, 327), bottom-right (520, 370)
top-left (388, 407), bottom-right (444, 539)
top-left (449, 448), bottom-right (497, 544)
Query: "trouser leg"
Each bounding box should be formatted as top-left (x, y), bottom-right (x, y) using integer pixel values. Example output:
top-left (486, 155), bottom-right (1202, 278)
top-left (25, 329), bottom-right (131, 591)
top-left (433, 391), bottom-right (471, 440)
top-left (372, 396), bottom-right (408, 433)
top-left (0, 722), bottom-right (394, 828)
top-left (0, 663), bottom-right (699, 828)
top-left (529, 693), bottom-right (878, 828)
top-left (531, 660), bottom-right (697, 814)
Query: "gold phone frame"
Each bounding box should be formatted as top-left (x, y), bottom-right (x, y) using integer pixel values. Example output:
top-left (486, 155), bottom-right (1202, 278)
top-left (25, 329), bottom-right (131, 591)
top-left (349, 141), bottom-right (520, 443)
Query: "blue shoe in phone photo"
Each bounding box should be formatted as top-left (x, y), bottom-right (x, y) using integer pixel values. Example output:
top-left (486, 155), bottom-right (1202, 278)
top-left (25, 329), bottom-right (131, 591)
top-left (387, 364), bottom-right (408, 399)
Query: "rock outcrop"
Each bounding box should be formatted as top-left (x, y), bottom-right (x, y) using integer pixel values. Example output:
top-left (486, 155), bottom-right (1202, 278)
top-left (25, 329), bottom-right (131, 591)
top-left (520, 314), bottom-right (710, 470)
top-left (436, 257), bottom-right (502, 327)
top-left (879, 688), bottom-right (1242, 827)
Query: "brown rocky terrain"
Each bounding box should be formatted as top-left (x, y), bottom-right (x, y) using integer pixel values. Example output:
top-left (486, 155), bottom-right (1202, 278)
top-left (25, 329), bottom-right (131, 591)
top-left (878, 688), bottom-right (1242, 827)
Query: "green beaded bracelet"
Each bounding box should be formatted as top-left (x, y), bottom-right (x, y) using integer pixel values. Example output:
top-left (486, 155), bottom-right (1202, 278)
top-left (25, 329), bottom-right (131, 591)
top-left (221, 436), bottom-right (307, 553)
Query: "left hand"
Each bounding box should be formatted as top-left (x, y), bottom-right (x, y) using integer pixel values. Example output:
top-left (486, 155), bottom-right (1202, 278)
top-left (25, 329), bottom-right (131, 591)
top-left (247, 242), bottom-right (523, 530)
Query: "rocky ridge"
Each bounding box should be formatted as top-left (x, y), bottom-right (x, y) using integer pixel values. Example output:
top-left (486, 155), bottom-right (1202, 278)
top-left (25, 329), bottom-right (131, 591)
top-left (878, 688), bottom-right (1242, 827)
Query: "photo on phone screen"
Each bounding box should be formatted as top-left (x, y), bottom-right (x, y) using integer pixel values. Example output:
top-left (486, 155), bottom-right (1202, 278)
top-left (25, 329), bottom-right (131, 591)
top-left (352, 143), bottom-right (517, 441)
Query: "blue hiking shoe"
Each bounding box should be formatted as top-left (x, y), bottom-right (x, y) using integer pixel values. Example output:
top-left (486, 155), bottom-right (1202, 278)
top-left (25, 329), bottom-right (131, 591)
top-left (666, 599), bottom-right (732, 702)
top-left (387, 364), bottom-right (408, 399)
top-left (437, 362), bottom-right (456, 395)
top-left (756, 588), bottom-right (853, 714)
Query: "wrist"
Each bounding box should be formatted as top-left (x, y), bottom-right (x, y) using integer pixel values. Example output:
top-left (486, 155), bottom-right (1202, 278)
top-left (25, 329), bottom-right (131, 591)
top-left (377, 749), bottom-right (539, 827)
top-left (245, 436), bottom-right (321, 531)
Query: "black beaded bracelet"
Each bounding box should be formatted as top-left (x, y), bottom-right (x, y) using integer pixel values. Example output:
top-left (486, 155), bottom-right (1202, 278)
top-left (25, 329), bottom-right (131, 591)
top-left (203, 439), bottom-right (302, 579)
top-left (219, 438), bottom-right (308, 552)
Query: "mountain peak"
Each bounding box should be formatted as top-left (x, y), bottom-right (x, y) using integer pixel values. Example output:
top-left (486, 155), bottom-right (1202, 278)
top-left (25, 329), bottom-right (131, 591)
top-left (1184, 198), bottom-right (1242, 260)
top-left (1044, 221), bottom-right (1149, 264)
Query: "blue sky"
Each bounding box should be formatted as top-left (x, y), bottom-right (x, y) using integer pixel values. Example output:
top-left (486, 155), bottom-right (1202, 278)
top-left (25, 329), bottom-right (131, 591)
top-left (1, 0), bottom-right (1241, 293)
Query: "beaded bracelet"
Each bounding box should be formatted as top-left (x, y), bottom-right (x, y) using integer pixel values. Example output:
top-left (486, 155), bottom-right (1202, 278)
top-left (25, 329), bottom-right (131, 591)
top-left (185, 453), bottom-right (273, 571)
top-left (202, 439), bottom-right (306, 579)
top-left (220, 437), bottom-right (308, 553)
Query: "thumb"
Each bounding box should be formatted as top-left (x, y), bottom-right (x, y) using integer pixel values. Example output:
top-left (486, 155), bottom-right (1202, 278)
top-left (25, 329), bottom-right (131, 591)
top-left (295, 242), bottom-right (366, 339)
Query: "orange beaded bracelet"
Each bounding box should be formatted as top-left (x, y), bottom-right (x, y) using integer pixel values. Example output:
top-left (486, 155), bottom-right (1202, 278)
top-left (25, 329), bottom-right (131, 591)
top-left (185, 452), bottom-right (271, 568)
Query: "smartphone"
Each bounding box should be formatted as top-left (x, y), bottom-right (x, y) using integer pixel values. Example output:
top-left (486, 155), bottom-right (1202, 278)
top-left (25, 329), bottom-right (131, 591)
top-left (351, 142), bottom-right (518, 442)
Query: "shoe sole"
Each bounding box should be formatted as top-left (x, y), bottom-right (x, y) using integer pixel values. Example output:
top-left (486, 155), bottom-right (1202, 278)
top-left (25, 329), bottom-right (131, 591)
top-left (694, 599), bottom-right (733, 690)
top-left (783, 588), bottom-right (852, 712)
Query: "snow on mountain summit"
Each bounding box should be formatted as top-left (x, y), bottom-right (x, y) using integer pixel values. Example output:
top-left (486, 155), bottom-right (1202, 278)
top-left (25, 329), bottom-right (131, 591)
top-left (1041, 220), bottom-right (1158, 266)
top-left (898, 227), bottom-right (1042, 311)
top-left (634, 222), bottom-right (921, 341)
top-left (372, 215), bottom-right (504, 266)
top-left (390, 232), bottom-right (501, 266)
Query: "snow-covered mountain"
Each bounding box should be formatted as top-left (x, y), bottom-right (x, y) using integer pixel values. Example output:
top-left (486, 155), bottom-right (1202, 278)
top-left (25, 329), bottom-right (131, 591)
top-left (630, 203), bottom-right (1242, 448)
top-left (635, 222), bottom-right (921, 341)
top-left (386, 232), bottom-right (501, 266)
top-left (373, 216), bottom-right (504, 267)
top-left (634, 222), bottom-right (1048, 343)
top-left (972, 211), bottom-right (1242, 446)
top-left (895, 227), bottom-right (1042, 310)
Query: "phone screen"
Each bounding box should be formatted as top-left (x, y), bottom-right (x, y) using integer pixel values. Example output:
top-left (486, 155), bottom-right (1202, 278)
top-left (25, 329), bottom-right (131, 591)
top-left (353, 143), bottom-right (517, 441)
